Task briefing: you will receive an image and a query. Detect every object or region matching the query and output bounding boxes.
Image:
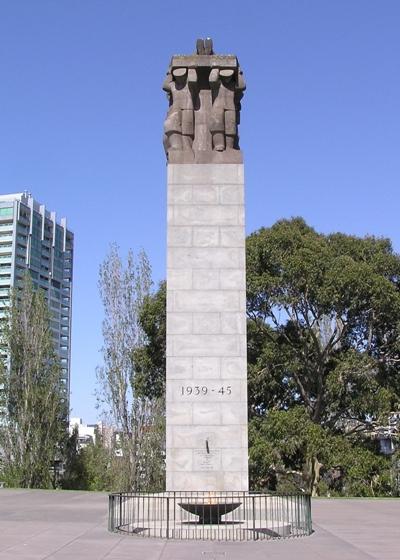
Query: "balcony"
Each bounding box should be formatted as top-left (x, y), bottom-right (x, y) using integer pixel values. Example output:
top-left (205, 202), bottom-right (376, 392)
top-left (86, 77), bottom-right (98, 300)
top-left (18, 213), bottom-right (29, 224)
top-left (17, 236), bottom-right (27, 246)
top-left (0, 235), bottom-right (13, 244)
top-left (0, 223), bottom-right (13, 231)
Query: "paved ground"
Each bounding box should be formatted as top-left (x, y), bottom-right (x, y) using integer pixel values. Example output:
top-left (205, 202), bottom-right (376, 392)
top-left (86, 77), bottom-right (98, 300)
top-left (0, 489), bottom-right (399, 559)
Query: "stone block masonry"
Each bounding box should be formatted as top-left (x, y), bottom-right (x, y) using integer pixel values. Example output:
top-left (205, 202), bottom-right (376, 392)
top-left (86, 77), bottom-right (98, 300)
top-left (166, 163), bottom-right (248, 492)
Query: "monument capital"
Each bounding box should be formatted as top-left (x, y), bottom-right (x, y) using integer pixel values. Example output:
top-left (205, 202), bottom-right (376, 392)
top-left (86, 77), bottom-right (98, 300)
top-left (162, 39), bottom-right (245, 164)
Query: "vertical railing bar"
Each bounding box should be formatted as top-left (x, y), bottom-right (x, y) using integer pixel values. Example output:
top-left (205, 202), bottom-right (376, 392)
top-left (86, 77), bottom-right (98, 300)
top-left (139, 496), bottom-right (145, 534)
top-left (158, 495), bottom-right (161, 538)
top-left (291, 494), bottom-right (294, 537)
top-left (127, 494), bottom-right (129, 535)
top-left (151, 495), bottom-right (154, 538)
top-left (297, 494), bottom-right (300, 537)
top-left (161, 495), bottom-right (164, 538)
top-left (252, 496), bottom-right (257, 540)
top-left (264, 493), bottom-right (267, 541)
top-left (166, 497), bottom-right (170, 539)
top-left (125, 494), bottom-right (128, 535)
top-left (173, 491), bottom-right (176, 534)
top-left (245, 493), bottom-right (248, 541)
top-left (146, 495), bottom-right (149, 538)
top-left (128, 494), bottom-right (131, 535)
top-left (301, 494), bottom-right (304, 536)
top-left (118, 493), bottom-right (122, 531)
top-left (296, 494), bottom-right (299, 537)
top-left (132, 494), bottom-right (134, 535)
top-left (133, 494), bottom-right (135, 536)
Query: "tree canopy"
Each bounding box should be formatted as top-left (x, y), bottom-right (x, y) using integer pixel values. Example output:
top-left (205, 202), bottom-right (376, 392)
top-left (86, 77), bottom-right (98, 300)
top-left (247, 217), bottom-right (400, 428)
top-left (247, 218), bottom-right (400, 494)
top-left (133, 281), bottom-right (166, 400)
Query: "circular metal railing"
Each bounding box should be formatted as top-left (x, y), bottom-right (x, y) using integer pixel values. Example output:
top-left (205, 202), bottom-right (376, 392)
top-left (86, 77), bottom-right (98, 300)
top-left (108, 491), bottom-right (312, 541)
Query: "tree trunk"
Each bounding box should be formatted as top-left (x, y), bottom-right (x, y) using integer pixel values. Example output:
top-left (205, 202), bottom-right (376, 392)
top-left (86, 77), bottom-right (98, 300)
top-left (304, 456), bottom-right (323, 496)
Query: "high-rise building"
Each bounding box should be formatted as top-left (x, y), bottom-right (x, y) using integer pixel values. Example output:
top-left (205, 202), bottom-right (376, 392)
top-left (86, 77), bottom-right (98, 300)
top-left (0, 192), bottom-right (73, 405)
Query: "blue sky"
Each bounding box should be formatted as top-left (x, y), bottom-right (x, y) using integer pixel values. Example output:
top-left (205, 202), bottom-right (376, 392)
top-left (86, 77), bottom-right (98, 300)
top-left (1, 1), bottom-right (399, 422)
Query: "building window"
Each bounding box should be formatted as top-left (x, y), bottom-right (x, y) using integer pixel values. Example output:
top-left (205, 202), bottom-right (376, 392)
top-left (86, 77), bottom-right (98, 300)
top-left (0, 207), bottom-right (13, 217)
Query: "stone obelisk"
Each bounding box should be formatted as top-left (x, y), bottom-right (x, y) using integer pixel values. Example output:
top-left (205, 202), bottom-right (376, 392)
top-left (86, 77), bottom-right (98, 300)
top-left (164, 39), bottom-right (248, 492)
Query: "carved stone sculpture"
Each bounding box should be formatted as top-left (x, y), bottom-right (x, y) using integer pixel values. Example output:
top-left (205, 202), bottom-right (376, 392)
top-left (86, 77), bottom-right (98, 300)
top-left (196, 37), bottom-right (214, 55)
top-left (162, 39), bottom-right (246, 163)
top-left (209, 68), bottom-right (245, 151)
top-left (163, 68), bottom-right (197, 154)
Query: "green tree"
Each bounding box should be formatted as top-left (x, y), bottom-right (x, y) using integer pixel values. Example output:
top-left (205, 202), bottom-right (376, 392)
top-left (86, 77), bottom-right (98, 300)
top-left (133, 281), bottom-right (166, 400)
top-left (0, 275), bottom-right (67, 488)
top-left (247, 218), bottom-right (400, 493)
top-left (80, 437), bottom-right (112, 490)
top-left (62, 426), bottom-right (88, 490)
top-left (249, 406), bottom-right (391, 496)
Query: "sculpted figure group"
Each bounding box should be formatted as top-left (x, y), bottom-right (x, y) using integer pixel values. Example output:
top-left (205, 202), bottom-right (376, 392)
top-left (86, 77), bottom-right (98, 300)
top-left (209, 66), bottom-right (245, 152)
top-left (163, 68), bottom-right (197, 153)
top-left (163, 39), bottom-right (246, 161)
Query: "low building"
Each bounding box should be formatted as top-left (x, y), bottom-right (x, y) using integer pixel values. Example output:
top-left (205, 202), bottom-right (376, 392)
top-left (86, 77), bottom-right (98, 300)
top-left (69, 417), bottom-right (99, 448)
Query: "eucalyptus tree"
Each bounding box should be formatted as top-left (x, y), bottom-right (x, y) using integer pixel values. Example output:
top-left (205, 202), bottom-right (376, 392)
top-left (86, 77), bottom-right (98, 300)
top-left (246, 218), bottom-right (400, 493)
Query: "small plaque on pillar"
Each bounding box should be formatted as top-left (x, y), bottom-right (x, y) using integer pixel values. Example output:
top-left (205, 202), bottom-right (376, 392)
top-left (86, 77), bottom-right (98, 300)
top-left (193, 448), bottom-right (222, 472)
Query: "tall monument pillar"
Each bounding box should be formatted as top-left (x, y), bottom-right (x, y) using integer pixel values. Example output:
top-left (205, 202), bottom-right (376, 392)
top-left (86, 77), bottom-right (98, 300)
top-left (164, 39), bottom-right (248, 492)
